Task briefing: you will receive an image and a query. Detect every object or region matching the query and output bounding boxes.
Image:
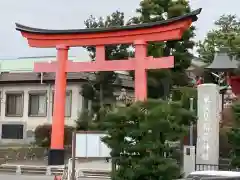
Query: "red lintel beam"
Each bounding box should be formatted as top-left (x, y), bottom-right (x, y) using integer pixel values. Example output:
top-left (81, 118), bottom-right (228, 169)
top-left (34, 56), bottom-right (174, 72)
top-left (15, 9), bottom-right (201, 47)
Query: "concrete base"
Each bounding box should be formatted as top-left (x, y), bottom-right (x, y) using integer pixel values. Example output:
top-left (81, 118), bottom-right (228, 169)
top-left (48, 149), bottom-right (64, 165)
top-left (183, 146), bottom-right (195, 177)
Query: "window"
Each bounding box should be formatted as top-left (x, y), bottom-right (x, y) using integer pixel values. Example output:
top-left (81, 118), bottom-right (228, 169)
top-left (52, 91), bottom-right (72, 117)
top-left (5, 92), bottom-right (23, 116)
top-left (28, 92), bottom-right (47, 116)
top-left (1, 124), bottom-right (24, 139)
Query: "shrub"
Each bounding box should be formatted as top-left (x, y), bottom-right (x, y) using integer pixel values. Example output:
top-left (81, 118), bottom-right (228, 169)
top-left (102, 99), bottom-right (195, 179)
top-left (219, 127), bottom-right (232, 158)
top-left (34, 124), bottom-right (74, 147)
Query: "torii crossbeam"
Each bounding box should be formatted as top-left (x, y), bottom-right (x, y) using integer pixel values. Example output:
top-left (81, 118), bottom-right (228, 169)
top-left (15, 8), bottom-right (201, 165)
top-left (34, 43), bottom-right (174, 100)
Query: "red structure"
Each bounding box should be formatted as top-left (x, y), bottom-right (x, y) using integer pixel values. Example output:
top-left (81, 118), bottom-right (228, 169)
top-left (16, 8), bottom-right (201, 165)
top-left (230, 76), bottom-right (240, 95)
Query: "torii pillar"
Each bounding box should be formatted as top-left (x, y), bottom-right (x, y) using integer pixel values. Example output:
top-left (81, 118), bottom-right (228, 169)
top-left (15, 8), bottom-right (201, 165)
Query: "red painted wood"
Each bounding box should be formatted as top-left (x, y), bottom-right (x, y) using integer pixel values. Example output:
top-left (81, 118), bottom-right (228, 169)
top-left (20, 19), bottom-right (191, 47)
top-left (230, 76), bottom-right (240, 95)
top-left (51, 45), bottom-right (68, 150)
top-left (34, 56), bottom-right (174, 72)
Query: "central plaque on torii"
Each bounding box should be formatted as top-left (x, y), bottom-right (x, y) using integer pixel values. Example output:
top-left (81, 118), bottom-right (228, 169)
top-left (16, 8), bottom-right (201, 165)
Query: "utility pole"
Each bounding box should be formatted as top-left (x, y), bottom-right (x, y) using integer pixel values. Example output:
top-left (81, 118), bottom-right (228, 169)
top-left (189, 97), bottom-right (194, 146)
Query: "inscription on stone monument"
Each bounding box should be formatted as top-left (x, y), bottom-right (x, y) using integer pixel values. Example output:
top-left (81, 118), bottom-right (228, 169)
top-left (201, 95), bottom-right (211, 160)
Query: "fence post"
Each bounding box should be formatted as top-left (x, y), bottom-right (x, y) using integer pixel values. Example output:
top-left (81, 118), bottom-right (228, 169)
top-left (16, 165), bottom-right (21, 175)
top-left (46, 166), bottom-right (52, 175)
top-left (71, 131), bottom-right (76, 180)
top-left (189, 97), bottom-right (194, 146)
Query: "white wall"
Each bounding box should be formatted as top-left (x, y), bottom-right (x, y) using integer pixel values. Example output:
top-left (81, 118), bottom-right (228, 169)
top-left (0, 82), bottom-right (82, 131)
top-left (0, 81), bottom-right (134, 144)
top-left (0, 82), bottom-right (134, 132)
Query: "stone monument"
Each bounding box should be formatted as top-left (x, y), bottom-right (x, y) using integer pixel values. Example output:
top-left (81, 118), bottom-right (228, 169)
top-left (196, 83), bottom-right (221, 168)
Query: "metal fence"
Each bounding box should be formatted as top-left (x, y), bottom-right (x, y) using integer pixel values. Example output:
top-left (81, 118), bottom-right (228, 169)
top-left (195, 164), bottom-right (239, 171)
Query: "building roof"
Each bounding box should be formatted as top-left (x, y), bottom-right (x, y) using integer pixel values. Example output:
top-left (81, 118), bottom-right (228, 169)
top-left (0, 72), bottom-right (133, 88)
top-left (0, 56), bottom-right (80, 72)
top-left (187, 57), bottom-right (207, 71)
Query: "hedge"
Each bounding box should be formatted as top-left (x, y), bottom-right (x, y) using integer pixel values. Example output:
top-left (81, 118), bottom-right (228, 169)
top-left (34, 124), bottom-right (74, 147)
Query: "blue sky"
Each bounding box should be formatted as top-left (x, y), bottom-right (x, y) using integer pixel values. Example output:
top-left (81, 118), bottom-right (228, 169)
top-left (0, 0), bottom-right (239, 59)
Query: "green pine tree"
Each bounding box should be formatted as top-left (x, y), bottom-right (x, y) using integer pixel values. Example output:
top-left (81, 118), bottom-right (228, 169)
top-left (129, 0), bottom-right (196, 98)
top-left (102, 99), bottom-right (196, 180)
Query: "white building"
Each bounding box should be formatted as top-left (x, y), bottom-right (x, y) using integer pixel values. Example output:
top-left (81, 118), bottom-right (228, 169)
top-left (0, 56), bottom-right (133, 143)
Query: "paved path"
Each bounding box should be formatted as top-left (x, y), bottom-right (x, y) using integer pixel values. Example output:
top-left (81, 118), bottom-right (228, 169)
top-left (0, 174), bottom-right (105, 180)
top-left (75, 160), bottom-right (111, 171)
top-left (4, 160), bottom-right (111, 171)
top-left (0, 174), bottom-right (53, 180)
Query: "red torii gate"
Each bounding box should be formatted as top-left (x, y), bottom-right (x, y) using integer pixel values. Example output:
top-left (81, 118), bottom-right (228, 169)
top-left (16, 8), bottom-right (201, 165)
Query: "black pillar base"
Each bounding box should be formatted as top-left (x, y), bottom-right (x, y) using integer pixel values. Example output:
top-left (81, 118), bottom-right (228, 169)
top-left (48, 149), bottom-right (65, 165)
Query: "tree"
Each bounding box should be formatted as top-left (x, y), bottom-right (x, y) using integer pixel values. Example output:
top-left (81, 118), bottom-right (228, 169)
top-left (79, 11), bottom-right (130, 127)
top-left (102, 99), bottom-right (196, 180)
top-left (197, 14), bottom-right (240, 64)
top-left (228, 102), bottom-right (240, 168)
top-left (128, 0), bottom-right (196, 98)
top-left (171, 86), bottom-right (197, 113)
top-left (75, 110), bottom-right (93, 131)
